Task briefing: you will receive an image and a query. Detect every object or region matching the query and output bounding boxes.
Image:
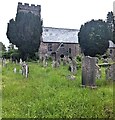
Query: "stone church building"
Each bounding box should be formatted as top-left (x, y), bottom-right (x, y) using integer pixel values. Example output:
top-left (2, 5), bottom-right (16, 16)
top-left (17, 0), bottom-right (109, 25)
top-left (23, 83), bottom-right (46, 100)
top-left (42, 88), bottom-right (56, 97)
top-left (39, 27), bottom-right (80, 60)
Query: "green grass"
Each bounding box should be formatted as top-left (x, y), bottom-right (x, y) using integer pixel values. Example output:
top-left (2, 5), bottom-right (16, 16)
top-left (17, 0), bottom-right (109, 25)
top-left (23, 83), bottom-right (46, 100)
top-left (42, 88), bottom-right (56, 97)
top-left (2, 61), bottom-right (114, 118)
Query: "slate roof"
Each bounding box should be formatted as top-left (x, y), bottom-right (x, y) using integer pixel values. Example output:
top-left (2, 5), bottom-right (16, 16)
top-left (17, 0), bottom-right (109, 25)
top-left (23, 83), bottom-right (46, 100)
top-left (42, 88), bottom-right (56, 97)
top-left (109, 40), bottom-right (115, 48)
top-left (42, 27), bottom-right (79, 43)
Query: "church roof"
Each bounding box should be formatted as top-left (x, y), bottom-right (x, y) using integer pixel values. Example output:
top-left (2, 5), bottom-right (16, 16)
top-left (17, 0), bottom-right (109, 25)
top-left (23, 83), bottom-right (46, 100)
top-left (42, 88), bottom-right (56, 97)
top-left (42, 27), bottom-right (79, 43)
top-left (109, 40), bottom-right (115, 48)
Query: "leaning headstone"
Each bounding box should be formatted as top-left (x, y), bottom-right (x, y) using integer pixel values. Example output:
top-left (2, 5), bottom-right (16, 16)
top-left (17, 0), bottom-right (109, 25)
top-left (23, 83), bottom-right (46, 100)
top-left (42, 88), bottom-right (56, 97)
top-left (82, 56), bottom-right (96, 87)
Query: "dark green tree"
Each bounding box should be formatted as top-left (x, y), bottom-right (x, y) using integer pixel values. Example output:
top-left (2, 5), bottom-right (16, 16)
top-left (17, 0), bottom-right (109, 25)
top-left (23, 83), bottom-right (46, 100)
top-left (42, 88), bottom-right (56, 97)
top-left (0, 42), bottom-right (6, 52)
top-left (106, 11), bottom-right (114, 43)
top-left (113, 14), bottom-right (115, 44)
top-left (6, 12), bottom-right (42, 60)
top-left (107, 11), bottom-right (114, 24)
top-left (78, 19), bottom-right (111, 57)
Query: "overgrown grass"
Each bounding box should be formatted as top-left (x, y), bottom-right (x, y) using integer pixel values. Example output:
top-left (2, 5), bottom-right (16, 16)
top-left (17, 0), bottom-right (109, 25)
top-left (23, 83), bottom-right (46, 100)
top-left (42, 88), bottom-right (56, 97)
top-left (2, 61), bottom-right (114, 118)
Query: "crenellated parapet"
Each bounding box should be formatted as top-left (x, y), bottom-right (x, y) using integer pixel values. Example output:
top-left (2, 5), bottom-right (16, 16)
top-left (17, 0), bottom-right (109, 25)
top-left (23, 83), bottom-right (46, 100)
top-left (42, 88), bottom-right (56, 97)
top-left (17, 2), bottom-right (41, 16)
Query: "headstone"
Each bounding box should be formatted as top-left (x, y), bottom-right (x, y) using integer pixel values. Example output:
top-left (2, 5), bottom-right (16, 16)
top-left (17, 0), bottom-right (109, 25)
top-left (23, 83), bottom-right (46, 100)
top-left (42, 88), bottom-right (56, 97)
top-left (63, 56), bottom-right (67, 66)
top-left (25, 64), bottom-right (29, 78)
top-left (52, 60), bottom-right (59, 68)
top-left (22, 64), bottom-right (26, 76)
top-left (21, 63), bottom-right (29, 78)
top-left (43, 58), bottom-right (48, 67)
top-left (68, 58), bottom-right (77, 74)
top-left (105, 63), bottom-right (115, 81)
top-left (95, 64), bottom-right (101, 79)
top-left (2, 58), bottom-right (6, 67)
top-left (20, 58), bottom-right (22, 65)
top-left (13, 68), bottom-right (17, 73)
top-left (82, 56), bottom-right (96, 87)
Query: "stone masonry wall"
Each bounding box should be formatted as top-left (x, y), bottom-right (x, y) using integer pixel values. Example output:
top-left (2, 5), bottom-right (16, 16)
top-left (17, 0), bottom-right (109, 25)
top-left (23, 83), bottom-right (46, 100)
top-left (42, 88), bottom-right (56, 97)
top-left (17, 2), bottom-right (41, 16)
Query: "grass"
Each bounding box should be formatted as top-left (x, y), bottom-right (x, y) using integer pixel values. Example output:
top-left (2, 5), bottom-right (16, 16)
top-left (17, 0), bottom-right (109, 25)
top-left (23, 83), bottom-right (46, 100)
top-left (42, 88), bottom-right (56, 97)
top-left (2, 61), bottom-right (114, 118)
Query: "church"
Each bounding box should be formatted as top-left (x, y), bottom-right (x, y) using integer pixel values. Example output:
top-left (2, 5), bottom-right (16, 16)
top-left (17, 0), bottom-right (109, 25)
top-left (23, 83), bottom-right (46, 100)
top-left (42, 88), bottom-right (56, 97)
top-left (39, 27), bottom-right (81, 60)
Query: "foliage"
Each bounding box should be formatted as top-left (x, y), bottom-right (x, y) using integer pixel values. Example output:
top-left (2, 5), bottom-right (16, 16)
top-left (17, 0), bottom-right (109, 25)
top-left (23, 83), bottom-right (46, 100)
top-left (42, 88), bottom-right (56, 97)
top-left (0, 42), bottom-right (6, 51)
top-left (106, 11), bottom-right (114, 43)
top-left (2, 48), bottom-right (20, 61)
top-left (2, 61), bottom-right (114, 118)
top-left (107, 11), bottom-right (114, 24)
top-left (76, 55), bottom-right (82, 62)
top-left (6, 12), bottom-right (42, 61)
top-left (78, 19), bottom-right (110, 57)
top-left (113, 14), bottom-right (115, 44)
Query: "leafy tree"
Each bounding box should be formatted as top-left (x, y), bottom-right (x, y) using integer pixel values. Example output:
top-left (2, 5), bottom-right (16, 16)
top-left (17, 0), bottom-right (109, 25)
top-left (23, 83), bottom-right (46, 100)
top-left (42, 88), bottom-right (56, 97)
top-left (6, 12), bottom-right (42, 60)
top-left (113, 14), bottom-right (115, 44)
top-left (106, 11), bottom-right (114, 43)
top-left (78, 19), bottom-right (111, 57)
top-left (0, 42), bottom-right (6, 51)
top-left (107, 11), bottom-right (114, 24)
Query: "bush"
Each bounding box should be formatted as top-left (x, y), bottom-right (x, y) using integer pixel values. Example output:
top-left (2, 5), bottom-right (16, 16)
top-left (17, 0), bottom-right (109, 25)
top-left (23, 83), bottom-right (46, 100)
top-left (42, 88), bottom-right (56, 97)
top-left (76, 55), bottom-right (82, 62)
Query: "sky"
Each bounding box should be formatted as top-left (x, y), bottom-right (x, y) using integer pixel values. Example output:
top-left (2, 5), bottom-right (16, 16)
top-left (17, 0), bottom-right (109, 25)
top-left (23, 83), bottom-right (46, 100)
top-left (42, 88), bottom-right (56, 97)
top-left (0, 0), bottom-right (114, 47)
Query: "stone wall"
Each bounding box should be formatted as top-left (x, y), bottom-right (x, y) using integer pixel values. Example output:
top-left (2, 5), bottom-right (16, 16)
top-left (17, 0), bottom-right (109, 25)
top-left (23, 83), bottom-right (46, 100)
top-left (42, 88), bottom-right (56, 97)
top-left (39, 41), bottom-right (80, 60)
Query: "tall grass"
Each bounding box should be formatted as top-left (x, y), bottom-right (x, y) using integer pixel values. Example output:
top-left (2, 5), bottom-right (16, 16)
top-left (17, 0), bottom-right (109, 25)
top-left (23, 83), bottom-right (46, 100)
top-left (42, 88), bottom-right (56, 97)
top-left (2, 61), bottom-right (114, 118)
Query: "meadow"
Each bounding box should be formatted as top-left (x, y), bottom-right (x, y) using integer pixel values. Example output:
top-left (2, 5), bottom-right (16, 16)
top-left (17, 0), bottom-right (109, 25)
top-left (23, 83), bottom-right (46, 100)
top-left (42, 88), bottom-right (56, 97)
top-left (2, 61), bottom-right (114, 118)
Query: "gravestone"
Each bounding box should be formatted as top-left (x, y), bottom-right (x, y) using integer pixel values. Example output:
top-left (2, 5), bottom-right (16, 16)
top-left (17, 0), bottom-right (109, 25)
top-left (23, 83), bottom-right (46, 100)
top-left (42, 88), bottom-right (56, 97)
top-left (95, 64), bottom-right (101, 79)
top-left (52, 60), bottom-right (59, 68)
top-left (43, 58), bottom-right (48, 67)
top-left (82, 56), bottom-right (96, 87)
top-left (105, 63), bottom-right (115, 81)
top-left (13, 68), bottom-right (17, 73)
top-left (68, 57), bottom-right (77, 74)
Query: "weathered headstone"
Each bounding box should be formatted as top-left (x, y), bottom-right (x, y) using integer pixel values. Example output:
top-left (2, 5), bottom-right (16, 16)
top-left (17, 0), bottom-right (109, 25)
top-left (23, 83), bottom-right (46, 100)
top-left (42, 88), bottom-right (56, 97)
top-left (105, 63), bottom-right (115, 81)
top-left (22, 63), bottom-right (29, 78)
top-left (52, 60), bottom-right (59, 68)
top-left (95, 64), bottom-right (101, 79)
top-left (13, 67), bottom-right (17, 73)
top-left (68, 58), bottom-right (77, 74)
top-left (2, 58), bottom-right (6, 67)
top-left (82, 56), bottom-right (96, 87)
top-left (19, 58), bottom-right (22, 65)
top-left (25, 64), bottom-right (29, 78)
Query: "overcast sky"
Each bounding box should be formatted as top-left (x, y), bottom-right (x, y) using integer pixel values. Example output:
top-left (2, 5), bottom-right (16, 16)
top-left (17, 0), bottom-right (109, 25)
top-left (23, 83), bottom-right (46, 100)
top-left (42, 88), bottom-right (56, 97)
top-left (0, 0), bottom-right (114, 47)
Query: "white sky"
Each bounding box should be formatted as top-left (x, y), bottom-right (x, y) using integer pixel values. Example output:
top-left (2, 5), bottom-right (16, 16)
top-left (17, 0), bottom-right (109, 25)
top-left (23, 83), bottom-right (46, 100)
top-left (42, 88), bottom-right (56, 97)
top-left (0, 0), bottom-right (114, 47)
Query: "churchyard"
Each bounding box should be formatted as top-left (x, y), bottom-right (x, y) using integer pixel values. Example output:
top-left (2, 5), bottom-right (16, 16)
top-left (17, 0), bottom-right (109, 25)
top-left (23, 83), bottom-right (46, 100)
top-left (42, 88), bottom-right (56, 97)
top-left (2, 58), bottom-right (114, 118)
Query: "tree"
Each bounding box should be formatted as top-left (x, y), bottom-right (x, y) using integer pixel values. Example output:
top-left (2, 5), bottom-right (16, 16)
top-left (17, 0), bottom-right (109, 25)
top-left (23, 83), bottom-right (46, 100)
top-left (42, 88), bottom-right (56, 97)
top-left (0, 42), bottom-right (6, 52)
top-left (113, 14), bottom-right (115, 44)
top-left (106, 11), bottom-right (114, 43)
top-left (6, 12), bottom-right (42, 61)
top-left (107, 11), bottom-right (114, 24)
top-left (78, 19), bottom-right (111, 57)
